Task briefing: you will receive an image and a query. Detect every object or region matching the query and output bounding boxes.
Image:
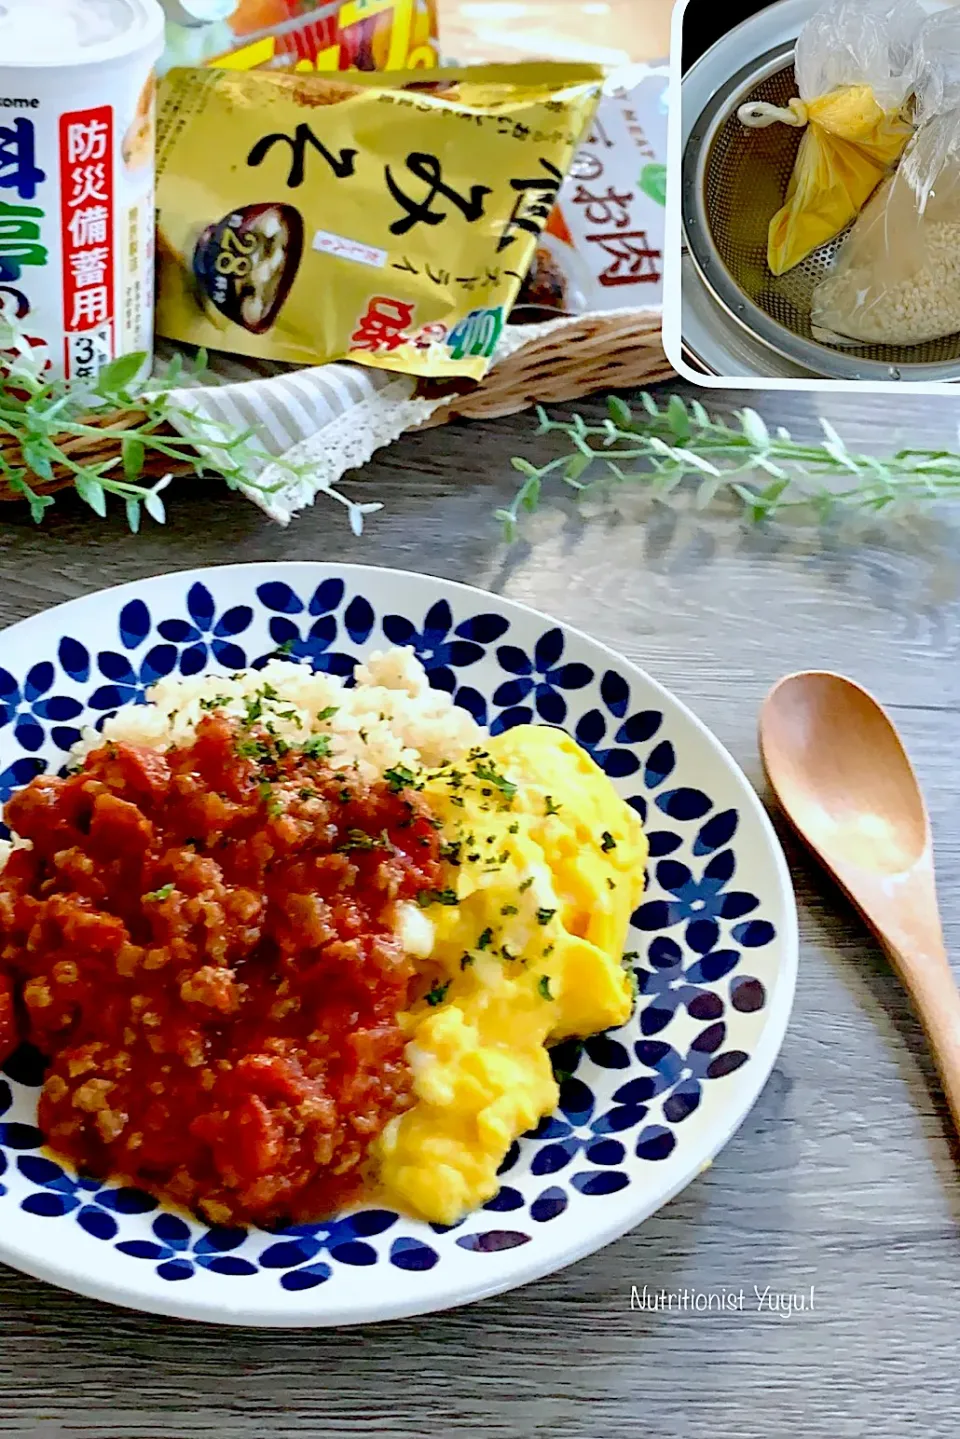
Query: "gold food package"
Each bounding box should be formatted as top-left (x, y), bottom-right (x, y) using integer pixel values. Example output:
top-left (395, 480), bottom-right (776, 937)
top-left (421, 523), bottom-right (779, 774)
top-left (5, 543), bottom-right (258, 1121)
top-left (154, 64), bottom-right (604, 379)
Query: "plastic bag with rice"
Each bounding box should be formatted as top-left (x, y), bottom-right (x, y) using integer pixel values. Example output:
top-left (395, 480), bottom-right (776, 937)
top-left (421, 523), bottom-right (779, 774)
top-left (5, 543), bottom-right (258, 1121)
top-left (811, 9), bottom-right (960, 347)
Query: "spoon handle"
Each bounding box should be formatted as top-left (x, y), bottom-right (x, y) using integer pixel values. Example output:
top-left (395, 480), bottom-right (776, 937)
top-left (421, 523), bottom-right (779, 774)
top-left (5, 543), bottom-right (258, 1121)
top-left (884, 939), bottom-right (960, 1136)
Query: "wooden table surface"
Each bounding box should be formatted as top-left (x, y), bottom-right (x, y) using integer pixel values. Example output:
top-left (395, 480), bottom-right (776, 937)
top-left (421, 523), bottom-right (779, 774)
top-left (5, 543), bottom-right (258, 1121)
top-left (0, 381), bottom-right (958, 1437)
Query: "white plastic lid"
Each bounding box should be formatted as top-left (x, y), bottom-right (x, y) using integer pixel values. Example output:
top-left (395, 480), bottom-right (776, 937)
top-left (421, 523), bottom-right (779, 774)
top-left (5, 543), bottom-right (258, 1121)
top-left (0, 0), bottom-right (165, 67)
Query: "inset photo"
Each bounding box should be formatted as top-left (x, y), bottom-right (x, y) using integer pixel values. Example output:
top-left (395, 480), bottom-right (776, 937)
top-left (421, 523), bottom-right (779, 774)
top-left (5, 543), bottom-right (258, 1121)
top-left (666, 0), bottom-right (960, 388)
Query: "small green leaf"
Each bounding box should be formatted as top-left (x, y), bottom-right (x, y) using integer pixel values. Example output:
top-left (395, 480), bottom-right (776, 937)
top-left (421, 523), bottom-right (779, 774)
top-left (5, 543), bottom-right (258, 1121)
top-left (21, 439), bottom-right (54, 482)
top-left (666, 395), bottom-right (690, 442)
top-left (760, 479), bottom-right (790, 504)
top-left (820, 418), bottom-right (845, 451)
top-left (125, 497), bottom-right (141, 533)
top-left (754, 455), bottom-right (790, 480)
top-left (122, 436), bottom-right (146, 482)
top-left (671, 446), bottom-right (721, 476)
top-left (494, 508), bottom-right (518, 541)
top-left (95, 352), bottom-right (146, 398)
top-left (8, 474), bottom-right (53, 524)
top-left (520, 475), bottom-right (541, 512)
top-left (695, 477), bottom-right (722, 508)
top-left (144, 489), bottom-right (166, 525)
top-left (74, 473), bottom-right (107, 518)
top-left (731, 483), bottom-right (767, 521)
top-left (511, 457), bottom-right (539, 477)
top-left (739, 409), bottom-right (770, 449)
top-left (638, 161), bottom-right (667, 207)
top-left (607, 395), bottom-right (633, 428)
top-left (640, 392), bottom-right (660, 417)
top-left (564, 451), bottom-right (592, 481)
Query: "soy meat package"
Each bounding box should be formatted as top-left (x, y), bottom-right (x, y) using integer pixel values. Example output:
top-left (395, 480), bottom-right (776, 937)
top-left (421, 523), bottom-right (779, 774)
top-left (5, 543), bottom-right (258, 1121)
top-left (737, 0), bottom-right (922, 276)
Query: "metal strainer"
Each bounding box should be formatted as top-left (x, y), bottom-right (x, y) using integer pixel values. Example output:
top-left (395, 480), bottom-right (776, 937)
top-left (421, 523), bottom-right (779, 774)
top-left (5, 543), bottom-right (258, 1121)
top-left (682, 42), bottom-right (960, 383)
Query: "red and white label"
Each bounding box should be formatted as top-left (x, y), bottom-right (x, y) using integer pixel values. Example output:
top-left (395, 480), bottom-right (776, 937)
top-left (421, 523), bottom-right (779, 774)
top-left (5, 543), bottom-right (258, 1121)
top-left (59, 105), bottom-right (114, 380)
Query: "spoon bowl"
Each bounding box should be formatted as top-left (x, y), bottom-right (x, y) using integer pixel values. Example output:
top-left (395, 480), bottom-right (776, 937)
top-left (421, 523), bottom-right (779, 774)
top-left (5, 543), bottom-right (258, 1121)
top-left (759, 670), bottom-right (958, 1134)
top-left (761, 671), bottom-right (928, 875)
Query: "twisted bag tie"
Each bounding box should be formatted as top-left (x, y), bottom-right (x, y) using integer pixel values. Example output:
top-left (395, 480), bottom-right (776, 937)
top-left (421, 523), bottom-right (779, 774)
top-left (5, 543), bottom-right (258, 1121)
top-left (737, 97), bottom-right (809, 129)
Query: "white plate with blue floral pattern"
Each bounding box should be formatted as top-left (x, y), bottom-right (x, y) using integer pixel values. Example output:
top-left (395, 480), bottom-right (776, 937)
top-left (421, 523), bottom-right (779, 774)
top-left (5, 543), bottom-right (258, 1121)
top-left (0, 563), bottom-right (797, 1326)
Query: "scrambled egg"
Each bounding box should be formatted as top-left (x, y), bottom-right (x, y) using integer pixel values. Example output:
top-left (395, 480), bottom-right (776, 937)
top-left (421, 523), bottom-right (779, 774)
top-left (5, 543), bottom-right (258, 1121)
top-left (378, 725), bottom-right (648, 1225)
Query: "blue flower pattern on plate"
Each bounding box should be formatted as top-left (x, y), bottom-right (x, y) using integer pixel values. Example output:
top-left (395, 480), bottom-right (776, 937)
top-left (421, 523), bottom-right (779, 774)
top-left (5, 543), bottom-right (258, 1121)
top-left (382, 600), bottom-right (508, 694)
top-left (493, 627), bottom-right (592, 727)
top-left (88, 600), bottom-right (180, 713)
top-left (522, 1076), bottom-right (635, 1196)
top-left (631, 1023), bottom-right (750, 1125)
top-left (156, 582), bottom-right (252, 675)
top-left (0, 570), bottom-right (780, 1302)
top-left (636, 935), bottom-right (727, 1037)
top-left (255, 578), bottom-right (364, 677)
top-left (0, 661), bottom-right (84, 754)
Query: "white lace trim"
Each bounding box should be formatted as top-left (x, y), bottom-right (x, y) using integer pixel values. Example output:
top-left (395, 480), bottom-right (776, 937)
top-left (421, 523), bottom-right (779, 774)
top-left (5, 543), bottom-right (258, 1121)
top-left (249, 378), bottom-right (444, 525)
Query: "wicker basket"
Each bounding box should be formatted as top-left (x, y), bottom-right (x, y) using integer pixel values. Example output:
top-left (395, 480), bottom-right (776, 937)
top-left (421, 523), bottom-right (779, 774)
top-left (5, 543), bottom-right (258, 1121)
top-left (0, 311), bottom-right (673, 506)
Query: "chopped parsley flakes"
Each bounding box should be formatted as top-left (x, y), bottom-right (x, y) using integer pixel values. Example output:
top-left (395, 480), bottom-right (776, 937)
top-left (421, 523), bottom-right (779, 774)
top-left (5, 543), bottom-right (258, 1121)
top-left (416, 887), bottom-right (459, 908)
top-left (477, 927), bottom-right (493, 950)
top-left (425, 979), bottom-right (451, 1007)
top-left (143, 883), bottom-right (174, 903)
top-left (301, 735), bottom-right (332, 759)
top-left (538, 975), bottom-right (554, 1001)
top-left (243, 695), bottom-right (264, 725)
top-left (384, 764), bottom-right (418, 793)
top-left (601, 830), bottom-right (617, 852)
top-left (473, 761), bottom-right (517, 802)
top-left (536, 907), bottom-right (556, 926)
top-left (258, 782), bottom-right (283, 818)
top-left (236, 737), bottom-right (270, 763)
top-left (340, 829), bottom-right (374, 851)
top-left (544, 795), bottom-right (561, 816)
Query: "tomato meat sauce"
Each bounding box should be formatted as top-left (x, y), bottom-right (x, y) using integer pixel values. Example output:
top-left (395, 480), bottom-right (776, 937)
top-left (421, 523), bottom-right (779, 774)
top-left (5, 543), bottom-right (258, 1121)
top-left (0, 714), bottom-right (443, 1227)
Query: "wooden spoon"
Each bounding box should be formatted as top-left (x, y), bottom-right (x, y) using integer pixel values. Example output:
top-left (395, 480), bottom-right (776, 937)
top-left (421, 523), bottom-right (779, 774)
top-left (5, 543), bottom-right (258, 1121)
top-left (758, 671), bottom-right (959, 1131)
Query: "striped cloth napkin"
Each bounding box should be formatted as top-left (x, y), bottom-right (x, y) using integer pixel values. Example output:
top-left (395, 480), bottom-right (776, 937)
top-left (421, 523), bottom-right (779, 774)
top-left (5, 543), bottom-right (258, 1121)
top-left (156, 343), bottom-right (442, 526)
top-left (155, 323), bottom-right (550, 525)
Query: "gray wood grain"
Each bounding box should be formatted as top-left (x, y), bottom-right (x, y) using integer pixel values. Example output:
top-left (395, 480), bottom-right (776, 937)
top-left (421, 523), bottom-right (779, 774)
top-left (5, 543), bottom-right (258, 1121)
top-left (0, 382), bottom-right (958, 1439)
